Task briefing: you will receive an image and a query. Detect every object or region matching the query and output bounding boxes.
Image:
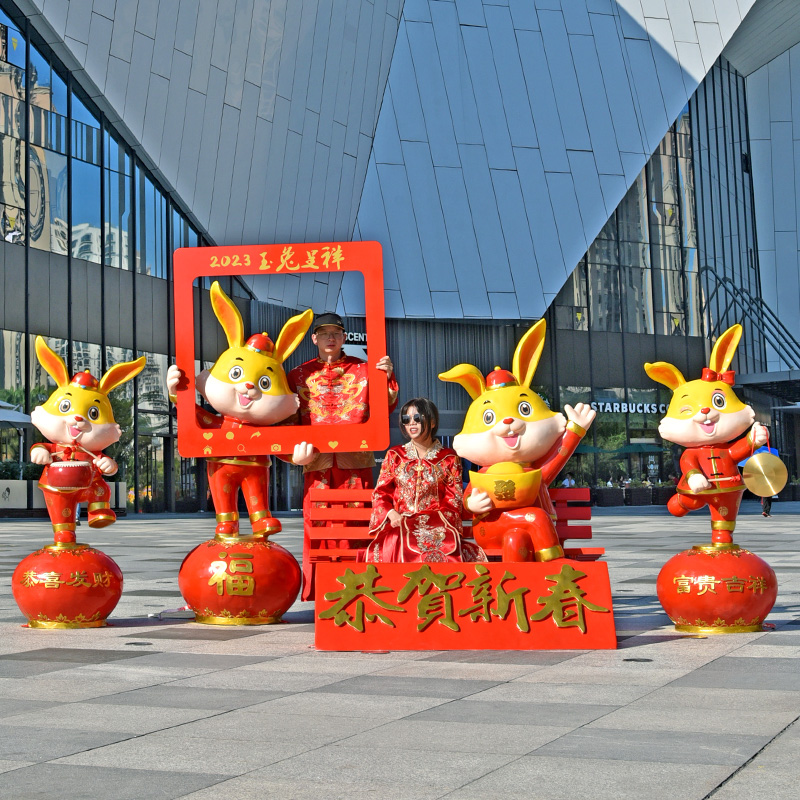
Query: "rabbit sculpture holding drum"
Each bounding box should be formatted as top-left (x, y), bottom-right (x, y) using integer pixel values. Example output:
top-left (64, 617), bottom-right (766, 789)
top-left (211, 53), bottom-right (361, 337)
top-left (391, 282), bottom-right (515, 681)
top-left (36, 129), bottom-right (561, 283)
top-left (30, 337), bottom-right (145, 543)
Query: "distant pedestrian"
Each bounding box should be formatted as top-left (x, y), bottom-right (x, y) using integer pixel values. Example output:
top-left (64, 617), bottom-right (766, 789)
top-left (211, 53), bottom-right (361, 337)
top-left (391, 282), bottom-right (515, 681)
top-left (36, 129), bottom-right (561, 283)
top-left (762, 494), bottom-right (777, 517)
top-left (561, 472), bottom-right (576, 488)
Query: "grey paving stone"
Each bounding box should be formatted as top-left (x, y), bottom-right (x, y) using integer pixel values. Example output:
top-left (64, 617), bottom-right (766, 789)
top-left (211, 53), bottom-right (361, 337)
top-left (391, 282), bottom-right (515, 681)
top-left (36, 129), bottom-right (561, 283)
top-left (0, 660), bottom-right (79, 678)
top-left (533, 726), bottom-right (770, 765)
top-left (421, 650), bottom-right (584, 665)
top-left (409, 698), bottom-right (616, 727)
top-left (308, 674), bottom-right (502, 698)
top-left (120, 626), bottom-right (265, 640)
top-left (0, 725), bottom-right (134, 762)
top-left (444, 756), bottom-right (736, 800)
top-left (87, 685), bottom-right (289, 710)
top-left (53, 732), bottom-right (314, 774)
top-left (0, 698), bottom-right (66, 719)
top-left (341, 717), bottom-right (571, 755)
top-left (0, 763), bottom-right (228, 799)
top-left (672, 656), bottom-right (800, 691)
top-left (154, 710), bottom-right (385, 745)
top-left (238, 744), bottom-right (518, 791)
top-left (179, 777), bottom-right (446, 800)
top-left (118, 652), bottom-right (273, 670)
top-left (2, 702), bottom-right (218, 734)
top-left (0, 647), bottom-right (152, 664)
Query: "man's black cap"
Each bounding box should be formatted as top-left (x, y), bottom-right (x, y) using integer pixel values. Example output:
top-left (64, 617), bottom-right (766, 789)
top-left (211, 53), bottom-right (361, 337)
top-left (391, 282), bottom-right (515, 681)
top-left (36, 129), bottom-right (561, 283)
top-left (313, 312), bottom-right (345, 332)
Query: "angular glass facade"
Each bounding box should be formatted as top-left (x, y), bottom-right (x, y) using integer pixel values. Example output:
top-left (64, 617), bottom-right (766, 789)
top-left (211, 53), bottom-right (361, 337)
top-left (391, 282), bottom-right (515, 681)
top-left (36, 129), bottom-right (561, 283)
top-left (548, 58), bottom-right (764, 487)
top-left (0, 3), bottom-right (252, 509)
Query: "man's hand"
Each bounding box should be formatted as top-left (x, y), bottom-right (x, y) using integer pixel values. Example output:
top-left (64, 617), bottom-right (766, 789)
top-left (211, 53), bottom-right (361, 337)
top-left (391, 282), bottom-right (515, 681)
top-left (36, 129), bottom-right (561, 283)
top-left (466, 490), bottom-right (493, 515)
top-left (166, 364), bottom-right (184, 395)
top-left (376, 356), bottom-right (393, 379)
top-left (292, 442), bottom-right (315, 466)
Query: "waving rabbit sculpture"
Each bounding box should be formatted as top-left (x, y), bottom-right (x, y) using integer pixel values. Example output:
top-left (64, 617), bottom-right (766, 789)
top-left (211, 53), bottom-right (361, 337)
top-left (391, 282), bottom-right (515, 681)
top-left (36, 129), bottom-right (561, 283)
top-left (440, 319), bottom-right (595, 561)
top-left (167, 280), bottom-right (313, 538)
top-left (645, 323), bottom-right (767, 543)
top-left (31, 337), bottom-right (145, 543)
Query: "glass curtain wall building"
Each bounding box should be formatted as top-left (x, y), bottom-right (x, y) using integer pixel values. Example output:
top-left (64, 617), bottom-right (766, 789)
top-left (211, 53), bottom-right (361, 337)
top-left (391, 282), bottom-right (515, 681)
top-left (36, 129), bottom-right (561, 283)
top-left (546, 57), bottom-right (764, 488)
top-left (0, 5), bottom-right (253, 510)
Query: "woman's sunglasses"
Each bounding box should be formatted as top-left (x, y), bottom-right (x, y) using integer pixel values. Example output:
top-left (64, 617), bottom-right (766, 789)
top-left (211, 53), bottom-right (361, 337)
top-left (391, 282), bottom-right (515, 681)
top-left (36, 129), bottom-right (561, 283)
top-left (401, 413), bottom-right (424, 425)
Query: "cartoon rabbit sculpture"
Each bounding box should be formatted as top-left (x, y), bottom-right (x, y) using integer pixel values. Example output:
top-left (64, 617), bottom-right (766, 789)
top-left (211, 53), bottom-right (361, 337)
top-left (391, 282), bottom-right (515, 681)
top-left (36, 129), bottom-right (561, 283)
top-left (645, 323), bottom-right (767, 544)
top-left (30, 337), bottom-right (145, 543)
top-left (167, 280), bottom-right (313, 538)
top-left (440, 319), bottom-right (596, 562)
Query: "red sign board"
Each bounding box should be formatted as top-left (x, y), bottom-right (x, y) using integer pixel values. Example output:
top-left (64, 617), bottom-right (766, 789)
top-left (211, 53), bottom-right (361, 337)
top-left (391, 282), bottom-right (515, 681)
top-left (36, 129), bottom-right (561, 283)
top-left (173, 241), bottom-right (389, 457)
top-left (315, 560), bottom-right (617, 650)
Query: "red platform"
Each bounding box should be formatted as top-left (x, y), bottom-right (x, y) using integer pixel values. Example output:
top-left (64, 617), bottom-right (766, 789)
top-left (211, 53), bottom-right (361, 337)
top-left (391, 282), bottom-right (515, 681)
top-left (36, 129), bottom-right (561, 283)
top-left (315, 560), bottom-right (616, 650)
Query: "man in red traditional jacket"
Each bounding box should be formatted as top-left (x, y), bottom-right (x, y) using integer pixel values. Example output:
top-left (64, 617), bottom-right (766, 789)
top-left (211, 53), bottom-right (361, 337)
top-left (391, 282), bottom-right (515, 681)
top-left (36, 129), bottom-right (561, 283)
top-left (288, 312), bottom-right (398, 599)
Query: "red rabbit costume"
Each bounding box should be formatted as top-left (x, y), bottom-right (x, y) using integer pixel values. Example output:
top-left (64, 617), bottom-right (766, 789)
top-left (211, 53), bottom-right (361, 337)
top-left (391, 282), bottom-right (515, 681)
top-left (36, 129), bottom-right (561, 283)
top-left (288, 352), bottom-right (398, 598)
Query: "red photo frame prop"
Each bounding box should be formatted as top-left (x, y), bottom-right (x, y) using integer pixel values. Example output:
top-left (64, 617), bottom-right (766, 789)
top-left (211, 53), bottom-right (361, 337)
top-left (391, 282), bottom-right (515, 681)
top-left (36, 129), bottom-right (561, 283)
top-left (173, 241), bottom-right (389, 458)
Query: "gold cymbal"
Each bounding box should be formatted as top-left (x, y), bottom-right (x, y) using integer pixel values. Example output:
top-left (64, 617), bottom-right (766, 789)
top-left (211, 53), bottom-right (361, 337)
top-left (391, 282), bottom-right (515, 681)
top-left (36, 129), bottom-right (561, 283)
top-left (742, 453), bottom-right (788, 497)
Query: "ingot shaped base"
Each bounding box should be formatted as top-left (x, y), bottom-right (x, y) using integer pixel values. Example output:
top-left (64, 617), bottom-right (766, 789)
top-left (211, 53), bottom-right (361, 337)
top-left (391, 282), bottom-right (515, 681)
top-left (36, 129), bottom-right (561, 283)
top-left (674, 623), bottom-right (763, 635)
top-left (27, 619), bottom-right (108, 629)
top-left (193, 613), bottom-right (282, 626)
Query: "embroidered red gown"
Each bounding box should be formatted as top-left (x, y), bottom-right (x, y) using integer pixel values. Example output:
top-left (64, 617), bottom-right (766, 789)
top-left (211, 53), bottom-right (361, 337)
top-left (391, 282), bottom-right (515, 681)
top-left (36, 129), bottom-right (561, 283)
top-left (363, 441), bottom-right (487, 563)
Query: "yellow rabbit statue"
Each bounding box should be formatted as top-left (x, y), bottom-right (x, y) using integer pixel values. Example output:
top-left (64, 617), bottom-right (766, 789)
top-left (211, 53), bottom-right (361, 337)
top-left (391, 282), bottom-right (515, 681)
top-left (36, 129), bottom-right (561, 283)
top-left (440, 319), bottom-right (595, 561)
top-left (645, 323), bottom-right (767, 543)
top-left (167, 281), bottom-right (312, 538)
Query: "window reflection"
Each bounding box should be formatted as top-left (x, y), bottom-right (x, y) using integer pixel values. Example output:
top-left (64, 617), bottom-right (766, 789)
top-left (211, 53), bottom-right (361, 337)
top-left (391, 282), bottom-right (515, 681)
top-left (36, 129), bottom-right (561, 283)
top-left (136, 167), bottom-right (167, 277)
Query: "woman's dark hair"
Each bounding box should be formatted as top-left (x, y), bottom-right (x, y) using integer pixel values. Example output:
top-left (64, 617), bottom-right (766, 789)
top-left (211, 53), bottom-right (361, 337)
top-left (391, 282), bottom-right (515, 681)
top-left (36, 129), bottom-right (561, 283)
top-left (399, 397), bottom-right (439, 440)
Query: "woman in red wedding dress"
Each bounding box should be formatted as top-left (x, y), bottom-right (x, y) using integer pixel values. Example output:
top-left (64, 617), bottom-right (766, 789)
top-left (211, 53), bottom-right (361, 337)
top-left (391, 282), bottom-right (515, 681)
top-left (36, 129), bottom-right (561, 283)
top-left (363, 398), bottom-right (487, 563)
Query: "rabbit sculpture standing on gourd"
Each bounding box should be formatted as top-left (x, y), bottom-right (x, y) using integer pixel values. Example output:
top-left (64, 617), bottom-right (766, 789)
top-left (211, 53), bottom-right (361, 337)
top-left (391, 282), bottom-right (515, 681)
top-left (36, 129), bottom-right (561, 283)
top-left (645, 323), bottom-right (767, 544)
top-left (11, 338), bottom-right (144, 629)
top-left (440, 319), bottom-right (596, 562)
top-left (31, 337), bottom-right (145, 542)
top-left (167, 280), bottom-right (313, 538)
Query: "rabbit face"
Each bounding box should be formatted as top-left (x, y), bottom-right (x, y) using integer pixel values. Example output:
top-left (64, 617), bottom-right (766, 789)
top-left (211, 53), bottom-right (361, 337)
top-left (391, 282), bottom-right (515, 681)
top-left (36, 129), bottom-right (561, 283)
top-left (193, 282), bottom-right (312, 426)
top-left (645, 323), bottom-right (755, 449)
top-left (197, 346), bottom-right (299, 424)
top-left (453, 385), bottom-right (565, 465)
top-left (31, 338), bottom-right (145, 450)
top-left (658, 379), bottom-right (753, 447)
top-left (32, 400), bottom-right (122, 451)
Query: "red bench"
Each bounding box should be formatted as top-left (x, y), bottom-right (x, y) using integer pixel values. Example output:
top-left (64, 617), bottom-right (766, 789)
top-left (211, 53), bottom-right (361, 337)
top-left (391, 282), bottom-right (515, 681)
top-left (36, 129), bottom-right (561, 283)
top-left (306, 486), bottom-right (603, 577)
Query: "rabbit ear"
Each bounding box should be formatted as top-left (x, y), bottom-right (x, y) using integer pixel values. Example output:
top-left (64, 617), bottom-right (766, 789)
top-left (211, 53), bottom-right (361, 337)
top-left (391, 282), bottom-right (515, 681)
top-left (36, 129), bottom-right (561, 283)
top-left (512, 318), bottom-right (546, 389)
top-left (439, 364), bottom-right (486, 401)
top-left (709, 324), bottom-right (742, 374)
top-left (99, 356), bottom-right (146, 395)
top-left (273, 309), bottom-right (314, 364)
top-left (644, 362), bottom-right (686, 391)
top-left (210, 281), bottom-right (245, 349)
top-left (35, 336), bottom-right (69, 388)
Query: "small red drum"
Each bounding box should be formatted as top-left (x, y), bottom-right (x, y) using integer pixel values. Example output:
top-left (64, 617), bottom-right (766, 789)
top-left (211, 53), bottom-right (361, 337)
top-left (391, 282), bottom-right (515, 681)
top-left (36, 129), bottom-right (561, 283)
top-left (46, 461), bottom-right (94, 491)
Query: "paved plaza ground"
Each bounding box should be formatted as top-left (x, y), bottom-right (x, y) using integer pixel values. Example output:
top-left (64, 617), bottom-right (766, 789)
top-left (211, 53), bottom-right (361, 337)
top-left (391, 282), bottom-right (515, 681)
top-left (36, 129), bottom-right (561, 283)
top-left (0, 501), bottom-right (799, 799)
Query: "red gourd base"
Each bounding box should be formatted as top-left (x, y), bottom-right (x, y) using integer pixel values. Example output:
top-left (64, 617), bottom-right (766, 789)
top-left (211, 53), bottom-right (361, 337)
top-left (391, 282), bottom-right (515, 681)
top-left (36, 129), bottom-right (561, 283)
top-left (657, 544), bottom-right (777, 633)
top-left (12, 543), bottom-right (123, 628)
top-left (179, 534), bottom-right (301, 625)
